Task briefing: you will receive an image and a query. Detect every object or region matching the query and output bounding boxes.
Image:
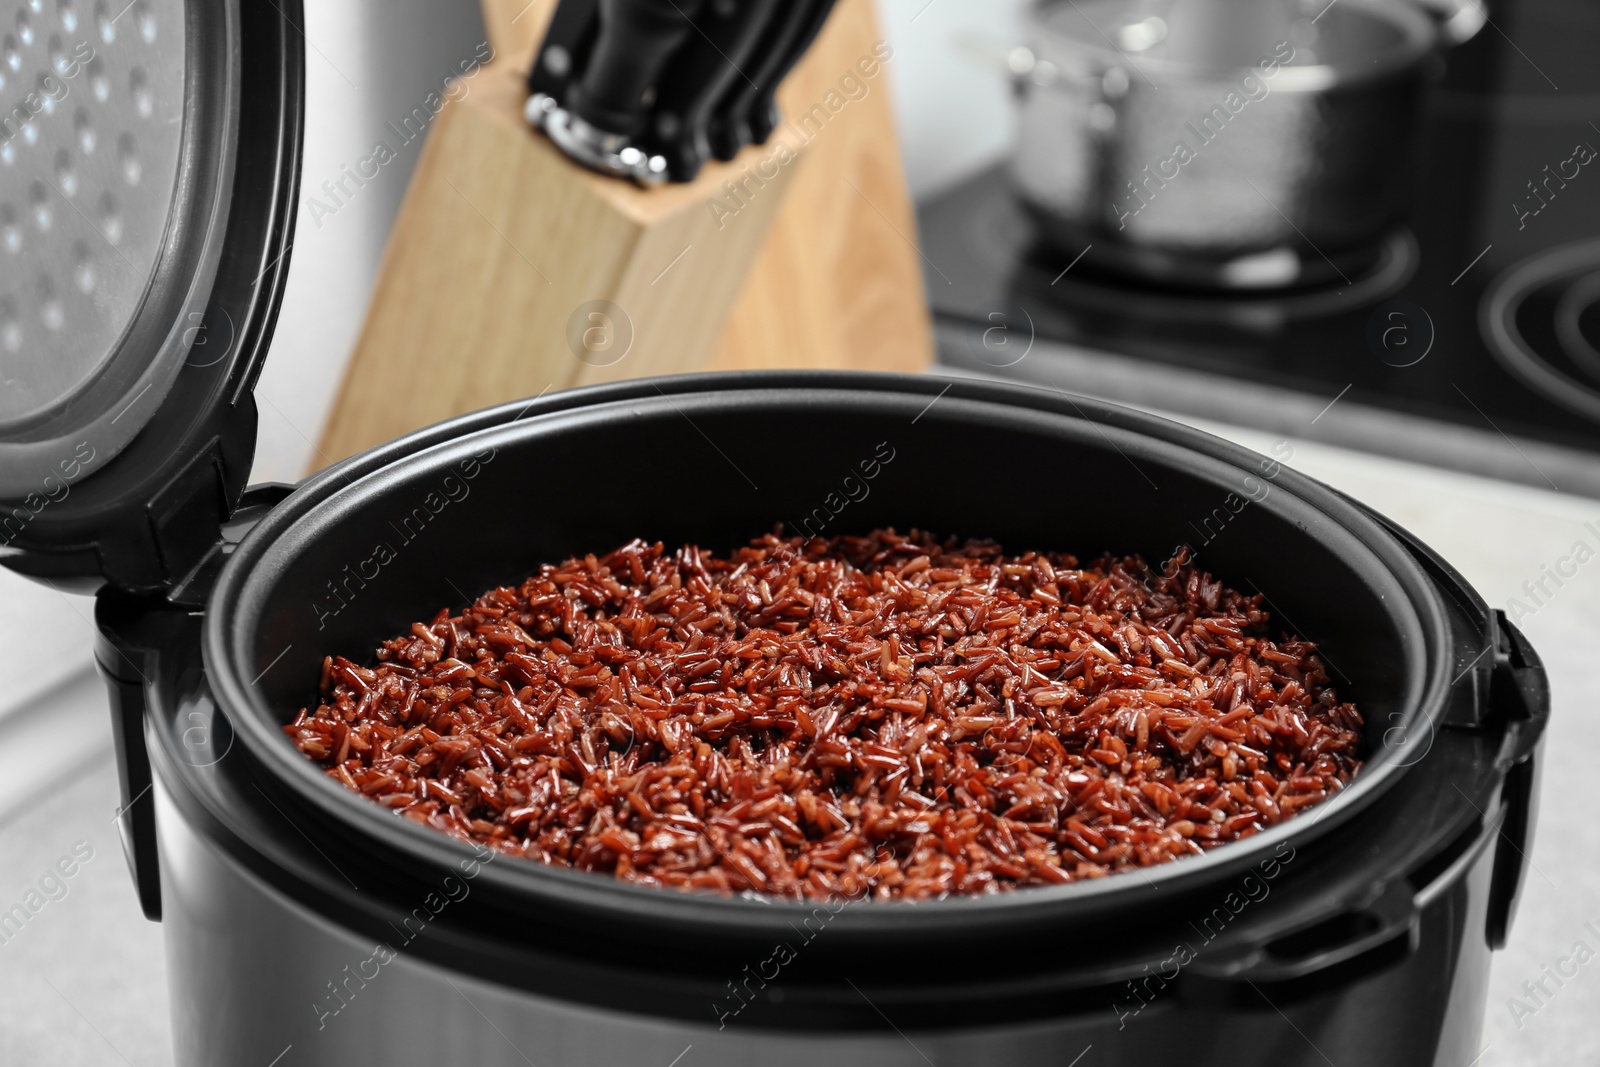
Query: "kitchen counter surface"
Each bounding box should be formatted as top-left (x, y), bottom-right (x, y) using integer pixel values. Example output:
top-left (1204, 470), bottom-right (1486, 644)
top-left (1, 392), bottom-right (1596, 1066)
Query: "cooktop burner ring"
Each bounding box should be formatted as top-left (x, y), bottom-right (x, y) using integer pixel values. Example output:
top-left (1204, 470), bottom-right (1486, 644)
top-left (1553, 269), bottom-right (1600, 383)
top-left (1023, 228), bottom-right (1419, 326)
top-left (1481, 239), bottom-right (1600, 425)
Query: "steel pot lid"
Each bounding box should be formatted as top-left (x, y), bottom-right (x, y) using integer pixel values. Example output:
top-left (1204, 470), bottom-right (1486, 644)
top-left (1023, 0), bottom-right (1436, 92)
top-left (0, 0), bottom-right (301, 592)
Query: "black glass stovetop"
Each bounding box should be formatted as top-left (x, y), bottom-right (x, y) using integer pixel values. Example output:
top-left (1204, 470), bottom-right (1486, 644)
top-left (919, 0), bottom-right (1600, 497)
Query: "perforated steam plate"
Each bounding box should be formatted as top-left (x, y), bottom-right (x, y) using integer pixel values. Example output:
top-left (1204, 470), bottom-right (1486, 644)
top-left (0, 0), bottom-right (235, 498)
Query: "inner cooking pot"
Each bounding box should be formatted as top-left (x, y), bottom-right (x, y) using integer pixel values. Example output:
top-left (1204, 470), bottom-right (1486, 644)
top-left (202, 373), bottom-right (1452, 946)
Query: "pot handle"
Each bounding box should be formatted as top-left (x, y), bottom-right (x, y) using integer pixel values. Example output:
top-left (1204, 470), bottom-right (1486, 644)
top-left (1186, 611), bottom-right (1550, 1002)
top-left (1184, 877), bottom-right (1419, 999)
top-left (955, 37), bottom-right (1053, 87)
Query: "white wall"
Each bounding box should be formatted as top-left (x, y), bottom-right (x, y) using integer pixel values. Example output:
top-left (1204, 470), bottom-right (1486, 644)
top-left (874, 0), bottom-right (1029, 200)
top-left (251, 0), bottom-right (490, 484)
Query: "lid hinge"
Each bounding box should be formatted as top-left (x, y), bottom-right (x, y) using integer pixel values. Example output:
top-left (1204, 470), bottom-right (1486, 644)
top-left (165, 482), bottom-right (298, 609)
top-left (144, 438), bottom-right (230, 591)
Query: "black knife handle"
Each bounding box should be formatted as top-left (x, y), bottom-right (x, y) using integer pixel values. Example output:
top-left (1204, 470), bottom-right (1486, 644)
top-left (706, 0), bottom-right (816, 160)
top-left (750, 0), bottom-right (837, 144)
top-left (644, 0), bottom-right (782, 180)
top-left (566, 0), bottom-right (706, 138)
top-left (526, 0), bottom-right (599, 100)
top-left (710, 0), bottom-right (837, 159)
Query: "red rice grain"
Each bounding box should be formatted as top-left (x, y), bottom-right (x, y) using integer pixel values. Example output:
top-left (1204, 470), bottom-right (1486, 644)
top-left (286, 530), bottom-right (1364, 900)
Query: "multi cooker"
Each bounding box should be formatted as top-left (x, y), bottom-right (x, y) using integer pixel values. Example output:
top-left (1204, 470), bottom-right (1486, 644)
top-left (0, 3), bottom-right (1547, 1065)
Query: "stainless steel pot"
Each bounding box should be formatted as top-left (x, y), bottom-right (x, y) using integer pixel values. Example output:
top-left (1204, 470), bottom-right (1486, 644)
top-left (1010, 0), bottom-right (1438, 288)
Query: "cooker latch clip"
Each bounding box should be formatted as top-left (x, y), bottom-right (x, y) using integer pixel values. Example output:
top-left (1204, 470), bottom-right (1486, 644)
top-left (1485, 610), bottom-right (1549, 949)
top-left (95, 591), bottom-right (175, 922)
top-left (91, 484), bottom-right (297, 922)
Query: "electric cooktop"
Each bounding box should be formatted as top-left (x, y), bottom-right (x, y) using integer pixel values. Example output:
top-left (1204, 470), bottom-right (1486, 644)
top-left (921, 0), bottom-right (1600, 498)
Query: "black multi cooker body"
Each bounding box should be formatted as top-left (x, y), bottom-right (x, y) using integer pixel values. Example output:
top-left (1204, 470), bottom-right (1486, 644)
top-left (0, 3), bottom-right (1548, 1066)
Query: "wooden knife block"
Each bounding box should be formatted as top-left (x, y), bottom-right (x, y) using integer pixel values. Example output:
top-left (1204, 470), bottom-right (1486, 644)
top-left (314, 0), bottom-right (932, 468)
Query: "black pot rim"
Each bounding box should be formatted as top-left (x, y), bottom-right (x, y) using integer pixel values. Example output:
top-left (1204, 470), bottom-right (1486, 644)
top-left (201, 371), bottom-right (1457, 942)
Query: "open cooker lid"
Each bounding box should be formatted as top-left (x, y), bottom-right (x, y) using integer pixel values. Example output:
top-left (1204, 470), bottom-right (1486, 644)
top-left (0, 0), bottom-right (301, 593)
